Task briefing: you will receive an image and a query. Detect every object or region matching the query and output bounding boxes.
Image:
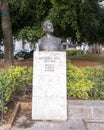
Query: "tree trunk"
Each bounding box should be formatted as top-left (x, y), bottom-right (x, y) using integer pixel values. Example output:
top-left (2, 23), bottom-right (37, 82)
top-left (1, 0), bottom-right (14, 69)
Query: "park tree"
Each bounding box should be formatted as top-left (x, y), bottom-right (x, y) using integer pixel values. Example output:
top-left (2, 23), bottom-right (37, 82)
top-left (98, 6), bottom-right (104, 43)
top-left (78, 0), bottom-right (101, 43)
top-left (46, 0), bottom-right (102, 43)
top-left (9, 0), bottom-right (52, 43)
top-left (0, 0), bottom-right (14, 69)
top-left (0, 0), bottom-right (104, 64)
top-left (8, 0), bottom-right (83, 43)
top-left (45, 0), bottom-right (81, 42)
top-left (8, 0), bottom-right (104, 45)
top-left (76, 0), bottom-right (104, 53)
top-left (0, 0), bottom-right (51, 68)
top-left (45, 0), bottom-right (104, 54)
top-left (0, 21), bottom-right (2, 44)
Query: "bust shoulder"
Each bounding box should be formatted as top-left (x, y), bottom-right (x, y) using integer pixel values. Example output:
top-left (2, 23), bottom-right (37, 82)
top-left (53, 36), bottom-right (62, 42)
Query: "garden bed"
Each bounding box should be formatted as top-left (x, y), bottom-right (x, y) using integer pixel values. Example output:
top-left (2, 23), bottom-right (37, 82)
top-left (0, 90), bottom-right (32, 126)
top-left (1, 54), bottom-right (104, 126)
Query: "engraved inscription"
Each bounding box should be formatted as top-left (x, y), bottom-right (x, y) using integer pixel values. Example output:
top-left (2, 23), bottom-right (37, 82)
top-left (45, 64), bottom-right (54, 72)
top-left (39, 56), bottom-right (60, 63)
top-left (38, 55), bottom-right (61, 72)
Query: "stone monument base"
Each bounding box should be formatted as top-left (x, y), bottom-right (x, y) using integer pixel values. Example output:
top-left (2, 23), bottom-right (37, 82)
top-left (32, 52), bottom-right (67, 120)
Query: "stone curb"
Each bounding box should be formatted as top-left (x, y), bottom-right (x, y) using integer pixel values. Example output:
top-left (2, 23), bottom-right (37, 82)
top-left (8, 102), bottom-right (20, 125)
top-left (85, 119), bottom-right (104, 123)
top-left (0, 102), bottom-right (20, 130)
top-left (1, 100), bottom-right (104, 130)
top-left (68, 100), bottom-right (104, 120)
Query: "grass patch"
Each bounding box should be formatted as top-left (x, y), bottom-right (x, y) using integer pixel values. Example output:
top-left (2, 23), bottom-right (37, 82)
top-left (69, 54), bottom-right (104, 62)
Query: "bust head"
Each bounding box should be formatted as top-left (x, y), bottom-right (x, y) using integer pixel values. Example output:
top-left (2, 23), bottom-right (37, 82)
top-left (36, 20), bottom-right (62, 51)
top-left (43, 20), bottom-right (54, 33)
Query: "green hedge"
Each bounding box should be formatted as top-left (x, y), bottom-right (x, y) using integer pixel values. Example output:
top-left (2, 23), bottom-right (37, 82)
top-left (1, 62), bottom-right (104, 116)
top-left (85, 66), bottom-right (104, 99)
top-left (67, 61), bottom-right (104, 100)
top-left (67, 61), bottom-right (93, 99)
top-left (0, 66), bottom-right (32, 115)
top-left (66, 49), bottom-right (84, 59)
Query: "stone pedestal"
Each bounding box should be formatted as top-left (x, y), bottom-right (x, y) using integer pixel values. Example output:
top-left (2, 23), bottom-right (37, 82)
top-left (32, 51), bottom-right (67, 120)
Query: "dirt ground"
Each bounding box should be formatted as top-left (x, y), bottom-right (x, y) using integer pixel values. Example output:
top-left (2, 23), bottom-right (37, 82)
top-left (0, 59), bottom-right (33, 69)
top-left (71, 59), bottom-right (104, 67)
top-left (69, 54), bottom-right (104, 67)
top-left (1, 55), bottom-right (104, 69)
top-left (1, 55), bottom-right (104, 125)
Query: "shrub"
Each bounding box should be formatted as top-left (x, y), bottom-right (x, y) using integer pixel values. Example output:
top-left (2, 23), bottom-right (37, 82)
top-left (0, 66), bottom-right (32, 115)
top-left (67, 62), bottom-right (104, 100)
top-left (1, 59), bottom-right (104, 118)
top-left (14, 51), bottom-right (33, 59)
top-left (66, 49), bottom-right (84, 59)
top-left (8, 66), bottom-right (32, 90)
top-left (24, 52), bottom-right (33, 59)
top-left (0, 69), bottom-right (14, 114)
top-left (84, 66), bottom-right (104, 99)
top-left (67, 60), bottom-right (93, 99)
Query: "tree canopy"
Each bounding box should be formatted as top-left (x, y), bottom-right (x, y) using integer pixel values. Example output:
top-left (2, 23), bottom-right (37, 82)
top-left (1, 0), bottom-right (104, 44)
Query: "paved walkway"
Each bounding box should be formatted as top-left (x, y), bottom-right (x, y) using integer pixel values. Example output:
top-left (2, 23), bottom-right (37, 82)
top-left (12, 117), bottom-right (104, 130)
top-left (12, 100), bottom-right (104, 130)
top-left (12, 118), bottom-right (87, 130)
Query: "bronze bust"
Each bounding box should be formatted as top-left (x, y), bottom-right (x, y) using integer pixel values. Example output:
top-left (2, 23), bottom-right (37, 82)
top-left (37, 20), bottom-right (62, 51)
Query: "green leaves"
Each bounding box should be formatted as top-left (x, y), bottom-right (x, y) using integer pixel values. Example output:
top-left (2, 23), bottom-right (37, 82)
top-left (67, 61), bottom-right (104, 100)
top-left (85, 66), bottom-right (104, 99)
top-left (17, 25), bottom-right (44, 43)
top-left (7, 0), bottom-right (104, 44)
top-left (67, 61), bottom-right (93, 99)
top-left (0, 66), bottom-right (32, 115)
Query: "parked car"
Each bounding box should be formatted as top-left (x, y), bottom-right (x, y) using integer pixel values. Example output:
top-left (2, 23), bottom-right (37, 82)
top-left (14, 49), bottom-right (33, 60)
top-left (14, 49), bottom-right (21, 56)
top-left (0, 49), bottom-right (4, 54)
